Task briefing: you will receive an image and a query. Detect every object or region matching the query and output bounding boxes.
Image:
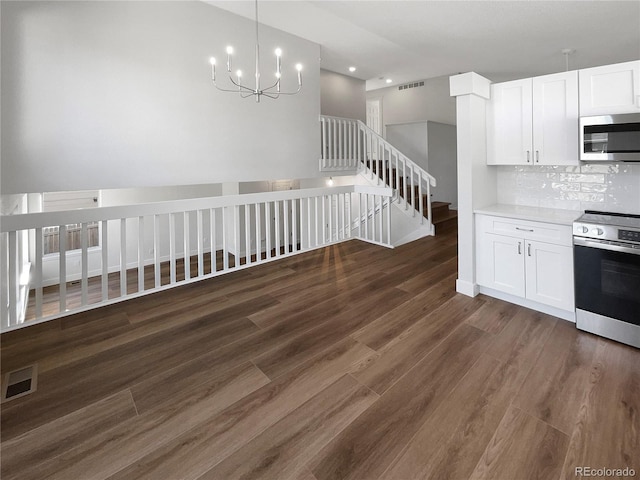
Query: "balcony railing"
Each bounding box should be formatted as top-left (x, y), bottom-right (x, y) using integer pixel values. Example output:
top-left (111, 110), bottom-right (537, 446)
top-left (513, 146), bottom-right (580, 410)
top-left (1, 185), bottom-right (392, 331)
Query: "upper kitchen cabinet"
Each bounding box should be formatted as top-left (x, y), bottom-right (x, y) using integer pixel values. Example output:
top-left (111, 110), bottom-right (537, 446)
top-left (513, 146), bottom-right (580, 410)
top-left (487, 71), bottom-right (579, 166)
top-left (579, 60), bottom-right (640, 116)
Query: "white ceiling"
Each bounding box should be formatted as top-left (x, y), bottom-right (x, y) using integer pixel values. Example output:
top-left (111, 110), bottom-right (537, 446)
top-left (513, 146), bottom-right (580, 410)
top-left (206, 1), bottom-right (640, 90)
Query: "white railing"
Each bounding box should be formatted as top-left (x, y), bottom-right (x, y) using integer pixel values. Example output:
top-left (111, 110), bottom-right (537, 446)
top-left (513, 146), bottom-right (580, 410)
top-left (1, 185), bottom-right (392, 331)
top-left (319, 115), bottom-right (436, 226)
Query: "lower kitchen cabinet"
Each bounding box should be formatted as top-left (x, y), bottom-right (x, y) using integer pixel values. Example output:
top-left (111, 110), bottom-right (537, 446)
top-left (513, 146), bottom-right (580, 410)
top-left (524, 239), bottom-right (574, 311)
top-left (476, 214), bottom-right (575, 313)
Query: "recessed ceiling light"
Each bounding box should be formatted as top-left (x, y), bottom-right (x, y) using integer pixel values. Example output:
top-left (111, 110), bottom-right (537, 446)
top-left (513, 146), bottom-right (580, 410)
top-left (349, 66), bottom-right (356, 72)
top-left (385, 79), bottom-right (392, 84)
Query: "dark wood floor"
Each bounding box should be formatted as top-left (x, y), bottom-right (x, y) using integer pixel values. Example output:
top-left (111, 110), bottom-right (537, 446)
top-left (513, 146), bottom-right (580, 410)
top-left (1, 228), bottom-right (638, 480)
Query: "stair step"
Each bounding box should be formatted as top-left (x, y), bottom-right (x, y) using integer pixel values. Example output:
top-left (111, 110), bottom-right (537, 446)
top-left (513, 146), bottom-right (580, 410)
top-left (431, 201), bottom-right (452, 210)
top-left (432, 209), bottom-right (458, 224)
top-left (433, 210), bottom-right (458, 234)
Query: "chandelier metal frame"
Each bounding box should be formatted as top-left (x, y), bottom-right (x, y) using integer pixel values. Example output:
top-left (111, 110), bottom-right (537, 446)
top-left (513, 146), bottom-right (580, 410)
top-left (209, 0), bottom-right (302, 102)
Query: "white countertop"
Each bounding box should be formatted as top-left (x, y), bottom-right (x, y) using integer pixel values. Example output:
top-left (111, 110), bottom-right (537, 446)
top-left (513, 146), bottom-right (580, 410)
top-left (474, 204), bottom-right (582, 226)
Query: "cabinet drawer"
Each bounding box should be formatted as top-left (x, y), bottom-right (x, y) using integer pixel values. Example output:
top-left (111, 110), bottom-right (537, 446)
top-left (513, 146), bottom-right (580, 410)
top-left (476, 214), bottom-right (572, 246)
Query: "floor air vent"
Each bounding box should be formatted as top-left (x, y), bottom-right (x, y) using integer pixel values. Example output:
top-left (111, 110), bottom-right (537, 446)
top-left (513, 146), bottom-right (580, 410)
top-left (2, 365), bottom-right (38, 403)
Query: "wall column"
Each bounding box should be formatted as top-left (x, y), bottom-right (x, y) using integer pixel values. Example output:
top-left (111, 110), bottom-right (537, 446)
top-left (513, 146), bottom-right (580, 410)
top-left (449, 73), bottom-right (495, 297)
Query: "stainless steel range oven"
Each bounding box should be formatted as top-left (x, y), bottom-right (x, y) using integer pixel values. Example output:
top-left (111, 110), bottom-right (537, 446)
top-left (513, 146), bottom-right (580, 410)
top-left (573, 211), bottom-right (640, 348)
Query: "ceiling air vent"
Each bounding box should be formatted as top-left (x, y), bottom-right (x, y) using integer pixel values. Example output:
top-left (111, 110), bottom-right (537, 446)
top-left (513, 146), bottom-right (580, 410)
top-left (398, 81), bottom-right (425, 91)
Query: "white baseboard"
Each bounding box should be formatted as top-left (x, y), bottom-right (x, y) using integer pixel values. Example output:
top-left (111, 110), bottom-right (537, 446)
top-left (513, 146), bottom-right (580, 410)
top-left (456, 279), bottom-right (480, 297)
top-left (478, 286), bottom-right (576, 323)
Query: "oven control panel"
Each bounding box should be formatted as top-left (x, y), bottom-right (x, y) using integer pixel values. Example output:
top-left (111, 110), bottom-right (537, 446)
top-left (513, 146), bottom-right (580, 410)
top-left (619, 229), bottom-right (640, 243)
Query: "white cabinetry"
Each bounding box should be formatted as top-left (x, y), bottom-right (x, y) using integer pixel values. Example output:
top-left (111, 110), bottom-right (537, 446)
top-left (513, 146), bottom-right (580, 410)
top-left (487, 71), bottom-right (579, 165)
top-left (476, 214), bottom-right (575, 313)
top-left (579, 60), bottom-right (640, 116)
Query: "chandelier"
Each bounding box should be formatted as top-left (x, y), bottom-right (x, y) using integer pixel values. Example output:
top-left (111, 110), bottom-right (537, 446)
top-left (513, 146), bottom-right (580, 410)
top-left (209, 0), bottom-right (303, 102)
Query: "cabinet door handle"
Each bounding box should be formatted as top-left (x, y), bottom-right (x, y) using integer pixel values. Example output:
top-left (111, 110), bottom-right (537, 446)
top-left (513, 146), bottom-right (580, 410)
top-left (516, 227), bottom-right (534, 232)
top-left (535, 150), bottom-right (540, 163)
top-left (518, 241), bottom-right (522, 255)
top-left (526, 150), bottom-right (530, 163)
top-left (528, 243), bottom-right (532, 256)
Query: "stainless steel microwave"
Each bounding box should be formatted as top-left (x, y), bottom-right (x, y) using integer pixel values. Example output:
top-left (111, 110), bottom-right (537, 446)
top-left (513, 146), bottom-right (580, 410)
top-left (580, 113), bottom-right (640, 162)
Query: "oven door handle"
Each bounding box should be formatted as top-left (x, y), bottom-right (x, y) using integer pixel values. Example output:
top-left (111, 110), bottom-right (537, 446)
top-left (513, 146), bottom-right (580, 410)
top-left (573, 236), bottom-right (640, 255)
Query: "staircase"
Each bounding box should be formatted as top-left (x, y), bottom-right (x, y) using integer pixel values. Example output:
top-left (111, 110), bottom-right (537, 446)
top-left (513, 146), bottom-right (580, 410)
top-left (320, 115), bottom-right (457, 241)
top-left (364, 161), bottom-right (457, 235)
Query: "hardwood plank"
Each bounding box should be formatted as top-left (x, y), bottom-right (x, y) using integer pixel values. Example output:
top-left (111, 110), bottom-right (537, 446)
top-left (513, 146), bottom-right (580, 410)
top-left (469, 405), bottom-right (569, 480)
top-left (465, 296), bottom-right (520, 335)
top-left (0, 390), bottom-right (138, 479)
top-left (252, 287), bottom-right (412, 379)
top-left (354, 294), bottom-right (486, 394)
top-left (484, 307), bottom-right (557, 365)
top-left (11, 362), bottom-right (270, 480)
top-left (309, 324), bottom-right (492, 480)
top-left (395, 256), bottom-right (458, 294)
top-left (130, 354), bottom-right (270, 415)
top-left (126, 267), bottom-right (293, 324)
top-left (249, 269), bottom-right (383, 329)
top-left (351, 273), bottom-right (457, 351)
top-left (560, 339), bottom-right (640, 479)
top-left (381, 354), bottom-right (502, 480)
top-left (126, 308), bottom-right (348, 414)
top-left (196, 375), bottom-right (378, 480)
top-left (105, 338), bottom-right (376, 480)
top-left (1, 311), bottom-right (131, 374)
top-left (0, 296), bottom-right (274, 440)
top-left (514, 320), bottom-right (599, 435)
top-left (380, 341), bottom-right (543, 480)
top-left (290, 468), bottom-right (318, 480)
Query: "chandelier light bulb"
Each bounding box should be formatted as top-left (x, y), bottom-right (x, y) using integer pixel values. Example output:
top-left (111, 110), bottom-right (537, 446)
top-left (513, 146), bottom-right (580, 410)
top-left (236, 70), bottom-right (242, 78)
top-left (209, 57), bottom-right (216, 65)
top-left (226, 46), bottom-right (234, 55)
top-left (276, 72), bottom-right (281, 78)
top-left (295, 63), bottom-right (303, 72)
top-left (275, 48), bottom-right (282, 57)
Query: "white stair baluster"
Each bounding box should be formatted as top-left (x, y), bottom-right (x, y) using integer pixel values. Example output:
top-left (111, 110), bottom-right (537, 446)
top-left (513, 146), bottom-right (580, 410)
top-left (154, 215), bottom-right (161, 288)
top-left (81, 222), bottom-right (89, 305)
top-left (197, 210), bottom-right (204, 277)
top-left (35, 227), bottom-right (43, 319)
top-left (120, 218), bottom-right (127, 296)
top-left (59, 225), bottom-right (67, 312)
top-left (137, 216), bottom-right (144, 292)
top-left (102, 220), bottom-right (109, 300)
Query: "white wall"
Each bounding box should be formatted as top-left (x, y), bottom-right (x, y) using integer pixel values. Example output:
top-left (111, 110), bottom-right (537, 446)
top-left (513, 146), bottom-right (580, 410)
top-left (426, 121), bottom-right (458, 208)
top-left (1, 1), bottom-right (321, 195)
top-left (385, 122), bottom-right (429, 170)
top-left (320, 69), bottom-right (366, 121)
top-left (366, 75), bottom-right (456, 135)
top-left (385, 121), bottom-right (458, 208)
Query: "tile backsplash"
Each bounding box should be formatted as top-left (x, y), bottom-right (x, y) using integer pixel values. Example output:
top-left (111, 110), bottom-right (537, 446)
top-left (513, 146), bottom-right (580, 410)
top-left (497, 163), bottom-right (640, 214)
